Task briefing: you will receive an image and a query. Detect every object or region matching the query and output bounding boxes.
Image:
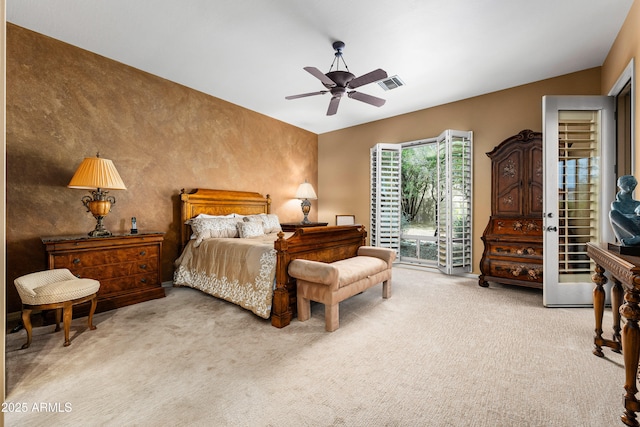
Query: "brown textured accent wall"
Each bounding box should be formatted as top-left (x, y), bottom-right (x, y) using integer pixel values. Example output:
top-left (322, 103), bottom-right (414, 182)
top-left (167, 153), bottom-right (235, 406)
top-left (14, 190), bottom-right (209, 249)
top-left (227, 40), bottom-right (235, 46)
top-left (6, 24), bottom-right (317, 314)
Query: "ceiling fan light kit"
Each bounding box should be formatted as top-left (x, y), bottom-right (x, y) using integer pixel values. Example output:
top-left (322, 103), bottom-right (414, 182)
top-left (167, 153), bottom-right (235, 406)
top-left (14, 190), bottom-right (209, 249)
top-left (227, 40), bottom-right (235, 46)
top-left (285, 41), bottom-right (388, 116)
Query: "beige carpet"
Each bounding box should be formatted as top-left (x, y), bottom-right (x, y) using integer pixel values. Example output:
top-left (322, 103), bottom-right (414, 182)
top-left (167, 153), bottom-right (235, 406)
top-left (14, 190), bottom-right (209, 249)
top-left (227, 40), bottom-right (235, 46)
top-left (5, 266), bottom-right (627, 426)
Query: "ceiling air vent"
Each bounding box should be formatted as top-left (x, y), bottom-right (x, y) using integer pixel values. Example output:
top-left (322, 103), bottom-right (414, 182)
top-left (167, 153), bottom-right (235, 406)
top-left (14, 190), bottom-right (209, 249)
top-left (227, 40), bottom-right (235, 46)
top-left (378, 75), bottom-right (405, 91)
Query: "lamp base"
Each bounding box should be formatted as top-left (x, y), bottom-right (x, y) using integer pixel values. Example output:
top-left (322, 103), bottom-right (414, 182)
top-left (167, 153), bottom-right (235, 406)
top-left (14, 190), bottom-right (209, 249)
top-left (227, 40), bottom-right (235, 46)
top-left (81, 190), bottom-right (116, 238)
top-left (88, 229), bottom-right (112, 238)
top-left (88, 214), bottom-right (112, 237)
top-left (300, 198), bottom-right (312, 225)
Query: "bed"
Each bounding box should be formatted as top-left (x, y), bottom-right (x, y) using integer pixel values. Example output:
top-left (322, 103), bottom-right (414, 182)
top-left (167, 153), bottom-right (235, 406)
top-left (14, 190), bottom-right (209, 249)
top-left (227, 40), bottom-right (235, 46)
top-left (174, 188), bottom-right (367, 328)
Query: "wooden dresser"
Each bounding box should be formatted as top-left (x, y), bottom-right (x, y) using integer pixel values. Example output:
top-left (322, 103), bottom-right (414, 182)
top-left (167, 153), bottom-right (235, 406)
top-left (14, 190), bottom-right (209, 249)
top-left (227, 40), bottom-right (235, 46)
top-left (479, 130), bottom-right (543, 289)
top-left (42, 232), bottom-right (166, 313)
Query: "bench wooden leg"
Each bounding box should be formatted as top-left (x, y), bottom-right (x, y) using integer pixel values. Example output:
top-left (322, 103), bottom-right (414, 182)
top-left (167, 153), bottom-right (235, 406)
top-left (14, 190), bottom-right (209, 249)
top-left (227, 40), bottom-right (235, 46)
top-left (325, 303), bottom-right (339, 332)
top-left (297, 295), bottom-right (311, 322)
top-left (382, 279), bottom-right (391, 299)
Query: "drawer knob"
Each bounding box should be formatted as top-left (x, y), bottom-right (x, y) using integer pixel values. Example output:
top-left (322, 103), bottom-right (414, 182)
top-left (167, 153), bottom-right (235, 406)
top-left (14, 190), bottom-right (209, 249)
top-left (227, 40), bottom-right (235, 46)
top-left (140, 250), bottom-right (146, 256)
top-left (140, 278), bottom-right (147, 283)
top-left (73, 258), bottom-right (81, 264)
top-left (139, 264), bottom-right (147, 270)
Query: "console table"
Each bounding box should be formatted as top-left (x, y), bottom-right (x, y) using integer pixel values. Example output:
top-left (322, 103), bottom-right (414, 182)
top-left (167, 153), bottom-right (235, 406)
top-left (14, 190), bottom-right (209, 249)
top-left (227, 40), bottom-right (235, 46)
top-left (586, 242), bottom-right (640, 426)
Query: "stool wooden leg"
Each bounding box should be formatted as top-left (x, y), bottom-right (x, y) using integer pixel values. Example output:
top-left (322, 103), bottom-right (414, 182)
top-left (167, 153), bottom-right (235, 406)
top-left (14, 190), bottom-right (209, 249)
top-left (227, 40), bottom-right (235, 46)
top-left (54, 308), bottom-right (62, 332)
top-left (88, 295), bottom-right (97, 331)
top-left (62, 301), bottom-right (73, 347)
top-left (21, 308), bottom-right (33, 350)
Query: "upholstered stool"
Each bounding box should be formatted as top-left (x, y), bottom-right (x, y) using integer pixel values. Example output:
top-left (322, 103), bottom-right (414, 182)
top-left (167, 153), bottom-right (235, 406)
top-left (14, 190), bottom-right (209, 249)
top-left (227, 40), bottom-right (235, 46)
top-left (14, 268), bottom-right (100, 348)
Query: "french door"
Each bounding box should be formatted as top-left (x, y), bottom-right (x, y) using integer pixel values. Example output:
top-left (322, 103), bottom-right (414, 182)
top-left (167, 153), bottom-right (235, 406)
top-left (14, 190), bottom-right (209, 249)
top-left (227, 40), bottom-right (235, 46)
top-left (542, 96), bottom-right (615, 306)
top-left (370, 130), bottom-right (473, 275)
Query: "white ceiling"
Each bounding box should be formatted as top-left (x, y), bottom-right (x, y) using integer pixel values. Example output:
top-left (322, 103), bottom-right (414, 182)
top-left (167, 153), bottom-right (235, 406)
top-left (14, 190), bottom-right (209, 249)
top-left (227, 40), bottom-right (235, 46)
top-left (7, 0), bottom-right (634, 134)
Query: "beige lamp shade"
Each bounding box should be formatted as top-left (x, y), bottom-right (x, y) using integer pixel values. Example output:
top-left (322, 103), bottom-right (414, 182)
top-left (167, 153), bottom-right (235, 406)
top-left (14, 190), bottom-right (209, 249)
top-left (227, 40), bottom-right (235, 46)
top-left (68, 156), bottom-right (127, 190)
top-left (295, 181), bottom-right (317, 200)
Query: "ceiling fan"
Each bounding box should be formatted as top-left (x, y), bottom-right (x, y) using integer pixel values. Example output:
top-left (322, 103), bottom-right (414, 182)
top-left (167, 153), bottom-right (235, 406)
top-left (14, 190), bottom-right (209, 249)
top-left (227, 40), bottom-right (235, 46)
top-left (285, 41), bottom-right (388, 116)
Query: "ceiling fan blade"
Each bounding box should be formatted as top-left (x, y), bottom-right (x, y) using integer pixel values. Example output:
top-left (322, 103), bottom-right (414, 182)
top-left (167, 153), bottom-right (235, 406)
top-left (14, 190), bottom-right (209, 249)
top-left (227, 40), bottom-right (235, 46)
top-left (348, 91), bottom-right (386, 107)
top-left (285, 91), bottom-right (328, 100)
top-left (304, 66), bottom-right (337, 87)
top-left (348, 68), bottom-right (388, 89)
top-left (327, 96), bottom-right (341, 116)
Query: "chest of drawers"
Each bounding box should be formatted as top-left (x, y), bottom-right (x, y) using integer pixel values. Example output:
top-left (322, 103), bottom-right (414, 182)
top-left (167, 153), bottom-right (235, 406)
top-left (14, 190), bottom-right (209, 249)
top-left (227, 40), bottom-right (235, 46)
top-left (479, 130), bottom-right (543, 289)
top-left (42, 232), bottom-right (165, 313)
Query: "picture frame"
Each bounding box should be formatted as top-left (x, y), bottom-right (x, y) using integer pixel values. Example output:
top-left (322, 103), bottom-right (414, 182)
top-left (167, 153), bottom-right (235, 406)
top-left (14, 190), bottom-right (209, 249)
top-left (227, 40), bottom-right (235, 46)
top-left (336, 215), bottom-right (355, 226)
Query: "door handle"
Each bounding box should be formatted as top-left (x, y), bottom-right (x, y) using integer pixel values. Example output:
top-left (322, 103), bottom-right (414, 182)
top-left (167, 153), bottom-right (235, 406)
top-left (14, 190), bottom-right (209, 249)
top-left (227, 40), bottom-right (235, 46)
top-left (546, 226), bottom-right (557, 232)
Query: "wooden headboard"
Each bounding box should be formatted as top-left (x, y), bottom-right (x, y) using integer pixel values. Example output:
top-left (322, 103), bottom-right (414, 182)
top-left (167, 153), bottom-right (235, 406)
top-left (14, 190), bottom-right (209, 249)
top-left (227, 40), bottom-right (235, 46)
top-left (179, 188), bottom-right (271, 249)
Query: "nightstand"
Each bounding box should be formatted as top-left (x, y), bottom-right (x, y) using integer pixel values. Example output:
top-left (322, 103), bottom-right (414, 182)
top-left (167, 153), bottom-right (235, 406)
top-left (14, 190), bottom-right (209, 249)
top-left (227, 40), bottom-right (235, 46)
top-left (280, 222), bottom-right (329, 232)
top-left (41, 232), bottom-right (165, 314)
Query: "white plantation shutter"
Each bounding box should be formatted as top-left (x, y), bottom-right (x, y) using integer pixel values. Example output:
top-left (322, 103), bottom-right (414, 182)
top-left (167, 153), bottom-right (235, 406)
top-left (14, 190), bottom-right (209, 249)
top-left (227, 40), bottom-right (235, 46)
top-left (436, 130), bottom-right (473, 274)
top-left (370, 144), bottom-right (402, 252)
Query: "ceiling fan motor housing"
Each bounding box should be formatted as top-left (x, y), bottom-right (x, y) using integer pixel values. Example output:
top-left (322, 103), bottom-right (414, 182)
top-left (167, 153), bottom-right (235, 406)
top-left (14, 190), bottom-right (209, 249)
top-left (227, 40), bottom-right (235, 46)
top-left (324, 70), bottom-right (354, 89)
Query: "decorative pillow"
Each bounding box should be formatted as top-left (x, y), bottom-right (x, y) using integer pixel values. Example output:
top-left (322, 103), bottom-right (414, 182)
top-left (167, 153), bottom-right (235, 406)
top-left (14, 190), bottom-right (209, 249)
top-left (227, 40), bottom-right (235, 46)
top-left (260, 214), bottom-right (282, 234)
top-left (243, 215), bottom-right (262, 223)
top-left (187, 217), bottom-right (241, 247)
top-left (243, 214), bottom-right (282, 234)
top-left (237, 221), bottom-right (265, 238)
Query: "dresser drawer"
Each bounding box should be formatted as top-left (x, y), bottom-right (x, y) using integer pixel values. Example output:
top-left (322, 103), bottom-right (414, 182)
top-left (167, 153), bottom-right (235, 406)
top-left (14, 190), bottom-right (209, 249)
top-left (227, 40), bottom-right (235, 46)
top-left (487, 243), bottom-right (542, 259)
top-left (490, 218), bottom-right (542, 236)
top-left (98, 272), bottom-right (159, 295)
top-left (51, 245), bottom-right (158, 270)
top-left (62, 257), bottom-right (158, 281)
top-left (489, 260), bottom-right (543, 282)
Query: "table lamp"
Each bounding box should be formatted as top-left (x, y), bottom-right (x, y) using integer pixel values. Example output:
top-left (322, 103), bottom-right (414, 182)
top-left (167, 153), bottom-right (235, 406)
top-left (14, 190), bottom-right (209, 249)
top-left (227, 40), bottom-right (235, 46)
top-left (68, 154), bottom-right (127, 237)
top-left (295, 180), bottom-right (317, 224)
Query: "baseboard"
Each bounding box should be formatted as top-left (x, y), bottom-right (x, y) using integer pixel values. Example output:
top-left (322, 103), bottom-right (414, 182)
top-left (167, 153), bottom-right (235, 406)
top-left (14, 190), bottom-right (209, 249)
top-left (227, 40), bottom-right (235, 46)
top-left (162, 281), bottom-right (174, 288)
top-left (7, 311), bottom-right (21, 323)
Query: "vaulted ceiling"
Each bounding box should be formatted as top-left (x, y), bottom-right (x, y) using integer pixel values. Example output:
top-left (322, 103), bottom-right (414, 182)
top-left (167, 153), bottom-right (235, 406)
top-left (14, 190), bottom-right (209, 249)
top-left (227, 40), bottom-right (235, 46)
top-left (7, 0), bottom-right (634, 134)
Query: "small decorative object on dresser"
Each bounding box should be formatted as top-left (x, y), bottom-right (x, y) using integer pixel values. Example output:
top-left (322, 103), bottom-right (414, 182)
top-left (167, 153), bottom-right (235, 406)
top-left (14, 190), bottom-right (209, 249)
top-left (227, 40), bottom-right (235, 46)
top-left (336, 215), bottom-right (355, 226)
top-left (42, 232), bottom-right (165, 314)
top-left (479, 129), bottom-right (543, 289)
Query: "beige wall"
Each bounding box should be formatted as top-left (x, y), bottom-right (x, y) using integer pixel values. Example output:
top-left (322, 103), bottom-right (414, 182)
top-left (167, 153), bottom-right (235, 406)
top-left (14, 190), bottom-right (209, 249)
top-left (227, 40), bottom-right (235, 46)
top-left (318, 68), bottom-right (602, 272)
top-left (5, 24), bottom-right (318, 313)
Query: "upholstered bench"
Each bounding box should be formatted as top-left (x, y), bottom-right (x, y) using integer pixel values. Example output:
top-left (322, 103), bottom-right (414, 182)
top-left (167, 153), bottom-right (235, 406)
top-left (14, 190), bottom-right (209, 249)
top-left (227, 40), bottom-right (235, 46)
top-left (288, 246), bottom-right (396, 331)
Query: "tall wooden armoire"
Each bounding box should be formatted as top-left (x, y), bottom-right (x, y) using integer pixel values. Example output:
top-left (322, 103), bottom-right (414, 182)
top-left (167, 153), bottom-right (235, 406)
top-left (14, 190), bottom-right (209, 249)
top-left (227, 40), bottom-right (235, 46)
top-left (479, 129), bottom-right (543, 289)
